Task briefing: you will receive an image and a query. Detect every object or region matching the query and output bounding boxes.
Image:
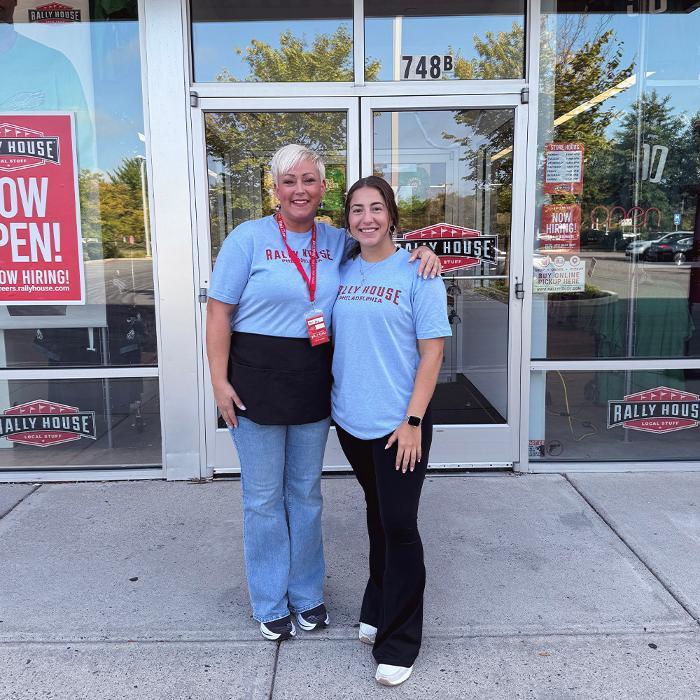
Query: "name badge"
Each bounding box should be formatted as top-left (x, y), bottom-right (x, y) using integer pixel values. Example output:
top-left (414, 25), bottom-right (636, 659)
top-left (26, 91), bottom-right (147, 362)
top-left (305, 311), bottom-right (329, 346)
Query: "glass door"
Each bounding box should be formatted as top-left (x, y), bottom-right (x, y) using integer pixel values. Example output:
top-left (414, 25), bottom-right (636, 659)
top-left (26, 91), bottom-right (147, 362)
top-left (191, 98), bottom-right (359, 475)
top-left (361, 96), bottom-right (526, 465)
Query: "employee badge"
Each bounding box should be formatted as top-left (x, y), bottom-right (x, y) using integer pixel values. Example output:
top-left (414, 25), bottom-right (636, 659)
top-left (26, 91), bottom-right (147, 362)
top-left (305, 310), bottom-right (329, 346)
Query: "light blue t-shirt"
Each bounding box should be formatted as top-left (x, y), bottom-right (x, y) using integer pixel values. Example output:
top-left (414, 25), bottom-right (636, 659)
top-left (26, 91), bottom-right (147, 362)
top-left (209, 215), bottom-right (348, 338)
top-left (331, 247), bottom-right (452, 440)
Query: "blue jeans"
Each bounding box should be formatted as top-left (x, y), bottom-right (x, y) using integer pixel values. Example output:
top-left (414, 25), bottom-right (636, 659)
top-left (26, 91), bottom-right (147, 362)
top-left (230, 416), bottom-right (330, 623)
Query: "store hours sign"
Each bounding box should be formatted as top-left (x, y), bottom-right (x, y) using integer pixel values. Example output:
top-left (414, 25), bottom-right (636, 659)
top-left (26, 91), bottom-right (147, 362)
top-left (0, 113), bottom-right (85, 304)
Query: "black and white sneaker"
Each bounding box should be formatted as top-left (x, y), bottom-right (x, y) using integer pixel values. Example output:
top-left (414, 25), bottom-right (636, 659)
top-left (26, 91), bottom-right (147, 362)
top-left (260, 615), bottom-right (296, 641)
top-left (296, 604), bottom-right (330, 631)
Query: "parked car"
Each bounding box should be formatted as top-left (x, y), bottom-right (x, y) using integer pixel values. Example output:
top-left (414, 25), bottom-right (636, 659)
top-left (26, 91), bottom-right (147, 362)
top-left (646, 232), bottom-right (696, 261)
top-left (626, 231), bottom-right (693, 260)
top-left (672, 237), bottom-right (698, 265)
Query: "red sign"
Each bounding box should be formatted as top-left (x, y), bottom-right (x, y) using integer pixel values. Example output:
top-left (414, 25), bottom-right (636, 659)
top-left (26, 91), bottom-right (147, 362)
top-left (0, 400), bottom-right (96, 447)
top-left (544, 143), bottom-right (584, 195)
top-left (398, 223), bottom-right (497, 272)
top-left (539, 204), bottom-right (581, 252)
top-left (0, 114), bottom-right (84, 304)
top-left (608, 387), bottom-right (700, 434)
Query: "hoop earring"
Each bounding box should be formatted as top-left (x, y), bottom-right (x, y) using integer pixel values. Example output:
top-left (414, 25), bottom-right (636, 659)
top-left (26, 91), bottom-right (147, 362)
top-left (389, 224), bottom-right (397, 238)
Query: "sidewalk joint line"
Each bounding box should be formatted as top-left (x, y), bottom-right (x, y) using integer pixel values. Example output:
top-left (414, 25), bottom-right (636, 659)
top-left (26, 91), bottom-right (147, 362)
top-left (0, 627), bottom-right (698, 647)
top-left (563, 474), bottom-right (700, 628)
top-left (268, 642), bottom-right (280, 700)
top-left (0, 484), bottom-right (41, 521)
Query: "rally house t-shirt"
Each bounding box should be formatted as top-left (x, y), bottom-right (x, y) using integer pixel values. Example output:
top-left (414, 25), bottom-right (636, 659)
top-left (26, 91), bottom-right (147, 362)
top-left (208, 215), bottom-right (348, 338)
top-left (331, 247), bottom-right (452, 440)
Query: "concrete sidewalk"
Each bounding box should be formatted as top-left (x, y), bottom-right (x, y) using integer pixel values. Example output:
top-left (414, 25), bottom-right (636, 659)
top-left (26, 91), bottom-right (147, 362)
top-left (0, 473), bottom-right (698, 699)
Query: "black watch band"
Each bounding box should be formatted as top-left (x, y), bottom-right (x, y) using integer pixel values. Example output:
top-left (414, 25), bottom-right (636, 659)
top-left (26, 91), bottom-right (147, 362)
top-left (405, 415), bottom-right (422, 427)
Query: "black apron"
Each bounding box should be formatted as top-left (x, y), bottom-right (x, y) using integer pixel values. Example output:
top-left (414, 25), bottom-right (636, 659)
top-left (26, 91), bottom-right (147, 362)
top-left (228, 331), bottom-right (332, 425)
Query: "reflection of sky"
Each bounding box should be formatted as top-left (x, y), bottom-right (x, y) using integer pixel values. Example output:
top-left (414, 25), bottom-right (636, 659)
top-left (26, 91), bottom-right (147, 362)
top-left (15, 22), bottom-right (145, 173)
top-left (546, 11), bottom-right (700, 122)
top-left (193, 16), bottom-right (526, 81)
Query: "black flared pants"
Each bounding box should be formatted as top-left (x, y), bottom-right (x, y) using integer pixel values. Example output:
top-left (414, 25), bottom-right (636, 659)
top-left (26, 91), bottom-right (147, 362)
top-left (336, 408), bottom-right (432, 667)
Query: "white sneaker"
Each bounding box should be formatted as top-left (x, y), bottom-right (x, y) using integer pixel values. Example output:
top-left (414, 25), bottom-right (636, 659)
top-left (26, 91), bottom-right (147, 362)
top-left (376, 663), bottom-right (413, 686)
top-left (359, 622), bottom-right (377, 645)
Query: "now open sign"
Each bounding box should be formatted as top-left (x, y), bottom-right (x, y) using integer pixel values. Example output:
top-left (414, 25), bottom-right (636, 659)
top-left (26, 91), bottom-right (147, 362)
top-left (0, 113), bottom-right (84, 305)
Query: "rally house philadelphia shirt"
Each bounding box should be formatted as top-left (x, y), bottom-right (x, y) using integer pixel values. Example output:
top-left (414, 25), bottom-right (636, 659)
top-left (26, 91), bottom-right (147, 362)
top-left (331, 247), bottom-right (452, 440)
top-left (208, 215), bottom-right (348, 337)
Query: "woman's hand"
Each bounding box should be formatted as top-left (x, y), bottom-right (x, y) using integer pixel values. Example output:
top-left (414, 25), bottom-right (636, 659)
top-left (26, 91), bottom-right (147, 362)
top-left (385, 422), bottom-right (422, 473)
top-left (213, 379), bottom-right (246, 429)
top-left (408, 245), bottom-right (442, 279)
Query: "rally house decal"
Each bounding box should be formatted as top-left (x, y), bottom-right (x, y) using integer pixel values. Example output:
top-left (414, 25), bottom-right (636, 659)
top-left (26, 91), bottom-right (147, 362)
top-left (0, 400), bottom-right (96, 447)
top-left (28, 3), bottom-right (81, 23)
top-left (0, 123), bottom-right (60, 173)
top-left (396, 223), bottom-right (497, 272)
top-left (607, 387), bottom-right (700, 434)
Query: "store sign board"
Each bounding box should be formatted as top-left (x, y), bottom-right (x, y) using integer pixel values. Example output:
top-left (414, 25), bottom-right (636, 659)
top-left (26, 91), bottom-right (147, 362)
top-left (539, 204), bottom-right (580, 252)
top-left (544, 143), bottom-right (584, 195)
top-left (0, 113), bottom-right (85, 305)
top-left (27, 2), bottom-right (82, 22)
top-left (532, 254), bottom-right (585, 293)
top-left (397, 223), bottom-right (497, 272)
top-left (0, 399), bottom-right (96, 447)
top-left (608, 387), bottom-right (700, 434)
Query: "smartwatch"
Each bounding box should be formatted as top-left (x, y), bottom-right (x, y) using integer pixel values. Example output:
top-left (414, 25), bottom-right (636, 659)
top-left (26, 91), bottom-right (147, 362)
top-left (404, 415), bottom-right (422, 427)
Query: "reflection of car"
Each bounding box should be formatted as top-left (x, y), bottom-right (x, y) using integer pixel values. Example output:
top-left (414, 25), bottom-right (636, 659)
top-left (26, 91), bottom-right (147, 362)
top-left (580, 228), bottom-right (624, 250)
top-left (646, 232), bottom-right (695, 261)
top-left (626, 231), bottom-right (692, 260)
top-left (673, 237), bottom-right (698, 265)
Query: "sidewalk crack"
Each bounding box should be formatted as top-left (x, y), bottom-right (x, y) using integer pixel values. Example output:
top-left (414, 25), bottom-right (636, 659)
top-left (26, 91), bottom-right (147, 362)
top-left (564, 474), bottom-right (700, 628)
top-left (267, 641), bottom-right (280, 700)
top-left (0, 485), bottom-right (41, 521)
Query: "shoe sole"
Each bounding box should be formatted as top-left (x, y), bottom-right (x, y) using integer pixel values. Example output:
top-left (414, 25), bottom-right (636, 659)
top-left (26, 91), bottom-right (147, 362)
top-left (376, 667), bottom-right (412, 686)
top-left (260, 622), bottom-right (296, 641)
top-left (296, 613), bottom-right (330, 631)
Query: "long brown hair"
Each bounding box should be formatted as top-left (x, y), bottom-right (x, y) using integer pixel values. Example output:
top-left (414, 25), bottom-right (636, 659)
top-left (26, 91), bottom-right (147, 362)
top-left (344, 176), bottom-right (400, 258)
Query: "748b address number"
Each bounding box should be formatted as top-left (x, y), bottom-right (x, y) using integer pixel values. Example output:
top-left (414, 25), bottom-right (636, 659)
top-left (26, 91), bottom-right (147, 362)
top-left (401, 55), bottom-right (454, 80)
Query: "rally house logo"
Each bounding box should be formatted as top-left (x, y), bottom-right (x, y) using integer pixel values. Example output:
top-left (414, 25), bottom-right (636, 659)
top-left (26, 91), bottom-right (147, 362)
top-left (28, 2), bottom-right (81, 23)
top-left (0, 400), bottom-right (96, 447)
top-left (0, 123), bottom-right (60, 173)
top-left (608, 387), bottom-right (700, 434)
top-left (396, 223), bottom-right (497, 272)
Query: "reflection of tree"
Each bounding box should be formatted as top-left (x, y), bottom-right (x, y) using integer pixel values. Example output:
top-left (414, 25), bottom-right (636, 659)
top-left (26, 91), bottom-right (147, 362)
top-left (222, 25), bottom-right (379, 83)
top-left (453, 22), bottom-right (525, 80)
top-left (600, 91), bottom-right (690, 232)
top-left (205, 27), bottom-right (377, 253)
top-left (79, 158), bottom-right (147, 259)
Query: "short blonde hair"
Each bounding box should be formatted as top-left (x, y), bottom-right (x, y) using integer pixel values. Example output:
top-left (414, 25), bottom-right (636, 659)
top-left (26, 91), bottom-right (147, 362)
top-left (270, 144), bottom-right (325, 184)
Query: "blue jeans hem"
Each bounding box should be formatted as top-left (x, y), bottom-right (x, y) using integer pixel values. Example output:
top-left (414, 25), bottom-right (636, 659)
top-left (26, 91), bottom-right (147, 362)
top-left (255, 610), bottom-right (292, 624)
top-left (289, 598), bottom-right (325, 615)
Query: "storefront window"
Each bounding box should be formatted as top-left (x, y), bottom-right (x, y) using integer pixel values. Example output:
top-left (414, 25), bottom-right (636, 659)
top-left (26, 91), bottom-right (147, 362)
top-left (532, 1), bottom-right (700, 361)
top-left (0, 2), bottom-right (155, 369)
top-left (0, 3), bottom-right (160, 471)
top-left (0, 377), bottom-right (160, 469)
top-left (364, 0), bottom-right (526, 82)
top-left (190, 0), bottom-right (354, 82)
top-left (529, 369), bottom-right (700, 462)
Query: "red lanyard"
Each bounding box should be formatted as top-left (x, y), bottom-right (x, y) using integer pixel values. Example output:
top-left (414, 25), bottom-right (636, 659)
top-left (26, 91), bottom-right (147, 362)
top-left (275, 213), bottom-right (317, 304)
